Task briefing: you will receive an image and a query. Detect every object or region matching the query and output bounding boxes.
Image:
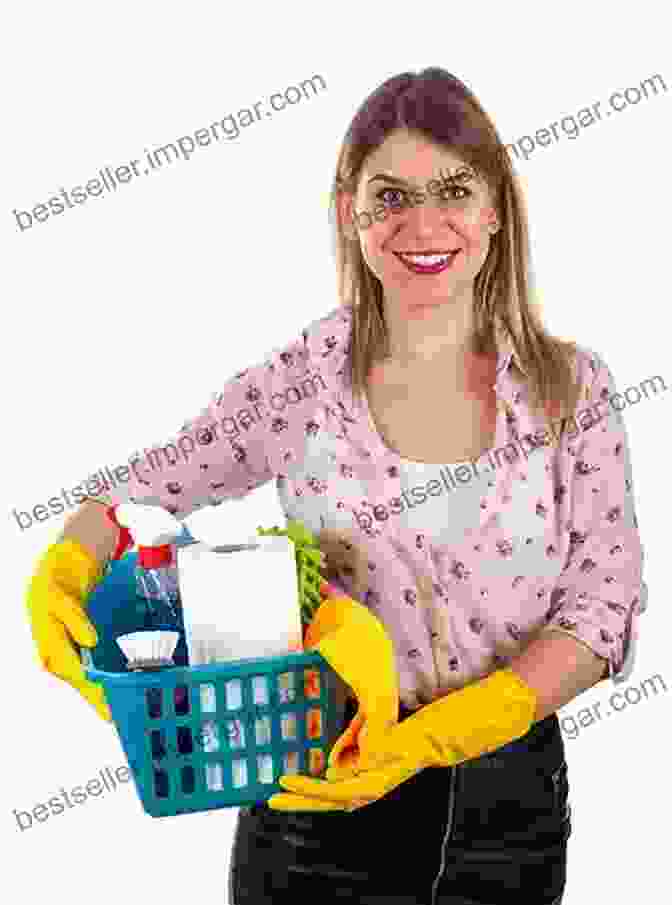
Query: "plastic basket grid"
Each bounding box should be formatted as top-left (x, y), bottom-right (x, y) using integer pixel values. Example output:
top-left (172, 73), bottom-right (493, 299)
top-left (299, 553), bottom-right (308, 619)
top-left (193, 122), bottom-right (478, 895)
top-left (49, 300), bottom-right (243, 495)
top-left (87, 653), bottom-right (339, 817)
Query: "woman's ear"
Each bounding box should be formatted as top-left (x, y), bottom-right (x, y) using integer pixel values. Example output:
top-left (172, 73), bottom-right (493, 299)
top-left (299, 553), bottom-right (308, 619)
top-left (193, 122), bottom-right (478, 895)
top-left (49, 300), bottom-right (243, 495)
top-left (482, 205), bottom-right (500, 233)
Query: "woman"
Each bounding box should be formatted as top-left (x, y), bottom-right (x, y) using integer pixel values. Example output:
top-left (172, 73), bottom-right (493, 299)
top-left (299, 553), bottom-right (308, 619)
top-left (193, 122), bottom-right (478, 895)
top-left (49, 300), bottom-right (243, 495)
top-left (27, 68), bottom-right (646, 904)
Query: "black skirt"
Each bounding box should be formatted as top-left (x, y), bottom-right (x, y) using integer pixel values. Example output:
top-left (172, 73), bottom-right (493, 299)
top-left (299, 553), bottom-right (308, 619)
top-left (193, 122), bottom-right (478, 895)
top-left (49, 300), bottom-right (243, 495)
top-left (229, 698), bottom-right (571, 905)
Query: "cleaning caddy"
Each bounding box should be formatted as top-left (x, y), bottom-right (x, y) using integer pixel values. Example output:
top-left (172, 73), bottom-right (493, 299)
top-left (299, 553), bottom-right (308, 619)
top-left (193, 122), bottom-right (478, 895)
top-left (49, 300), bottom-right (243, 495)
top-left (82, 506), bottom-right (344, 818)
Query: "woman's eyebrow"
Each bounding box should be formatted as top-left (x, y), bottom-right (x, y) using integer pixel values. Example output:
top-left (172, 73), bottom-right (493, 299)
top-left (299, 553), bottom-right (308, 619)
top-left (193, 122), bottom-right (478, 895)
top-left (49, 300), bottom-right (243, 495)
top-left (438, 166), bottom-right (476, 185)
top-left (366, 174), bottom-right (418, 188)
top-left (366, 167), bottom-right (476, 188)
top-left (446, 167), bottom-right (475, 183)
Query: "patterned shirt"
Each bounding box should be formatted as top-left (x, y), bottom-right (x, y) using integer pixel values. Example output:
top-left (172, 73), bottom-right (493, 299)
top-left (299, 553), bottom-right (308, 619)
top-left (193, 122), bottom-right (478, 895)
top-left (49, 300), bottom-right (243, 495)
top-left (107, 304), bottom-right (647, 711)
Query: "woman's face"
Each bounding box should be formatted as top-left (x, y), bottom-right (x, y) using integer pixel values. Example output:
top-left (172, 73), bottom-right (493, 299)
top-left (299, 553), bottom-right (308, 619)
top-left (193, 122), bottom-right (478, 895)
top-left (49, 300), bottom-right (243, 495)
top-left (339, 129), bottom-right (499, 316)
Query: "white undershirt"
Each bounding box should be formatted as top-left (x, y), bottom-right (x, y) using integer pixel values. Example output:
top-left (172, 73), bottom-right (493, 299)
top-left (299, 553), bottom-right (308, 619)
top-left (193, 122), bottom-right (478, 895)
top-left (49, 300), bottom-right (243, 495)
top-left (394, 454), bottom-right (491, 544)
top-left (279, 435), bottom-right (638, 685)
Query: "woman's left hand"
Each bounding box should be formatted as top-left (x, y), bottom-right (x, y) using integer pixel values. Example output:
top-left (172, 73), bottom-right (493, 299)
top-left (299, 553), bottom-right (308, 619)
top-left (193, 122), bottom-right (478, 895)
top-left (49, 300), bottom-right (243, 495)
top-left (267, 743), bottom-right (421, 812)
top-left (267, 668), bottom-right (539, 812)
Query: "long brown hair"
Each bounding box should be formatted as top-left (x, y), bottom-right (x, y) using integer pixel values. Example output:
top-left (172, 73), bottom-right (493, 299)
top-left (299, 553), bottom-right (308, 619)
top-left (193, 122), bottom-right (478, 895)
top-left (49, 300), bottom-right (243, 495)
top-left (328, 67), bottom-right (584, 427)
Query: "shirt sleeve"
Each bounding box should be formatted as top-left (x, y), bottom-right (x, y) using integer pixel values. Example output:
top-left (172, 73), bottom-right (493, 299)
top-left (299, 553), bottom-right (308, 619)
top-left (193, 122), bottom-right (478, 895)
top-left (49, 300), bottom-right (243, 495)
top-left (539, 348), bottom-right (647, 683)
top-left (104, 314), bottom-right (340, 520)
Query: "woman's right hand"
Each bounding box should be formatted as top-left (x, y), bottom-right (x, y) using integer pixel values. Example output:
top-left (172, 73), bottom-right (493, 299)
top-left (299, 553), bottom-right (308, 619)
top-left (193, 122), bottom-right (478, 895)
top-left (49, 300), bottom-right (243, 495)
top-left (26, 538), bottom-right (112, 721)
top-left (317, 528), bottom-right (370, 600)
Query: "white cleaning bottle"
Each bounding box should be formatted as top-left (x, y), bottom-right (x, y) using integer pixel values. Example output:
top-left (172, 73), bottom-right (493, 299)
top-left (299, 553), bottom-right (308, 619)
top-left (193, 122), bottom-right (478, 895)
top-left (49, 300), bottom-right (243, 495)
top-left (177, 537), bottom-right (303, 664)
top-left (108, 503), bottom-right (185, 626)
top-left (175, 498), bottom-right (304, 664)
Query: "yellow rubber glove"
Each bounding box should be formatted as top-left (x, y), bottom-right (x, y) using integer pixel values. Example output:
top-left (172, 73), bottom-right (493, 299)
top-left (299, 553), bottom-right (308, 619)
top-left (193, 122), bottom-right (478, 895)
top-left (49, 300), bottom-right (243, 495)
top-left (26, 539), bottom-right (112, 721)
top-left (270, 668), bottom-right (538, 812)
top-left (267, 586), bottom-right (400, 811)
top-left (304, 583), bottom-right (400, 780)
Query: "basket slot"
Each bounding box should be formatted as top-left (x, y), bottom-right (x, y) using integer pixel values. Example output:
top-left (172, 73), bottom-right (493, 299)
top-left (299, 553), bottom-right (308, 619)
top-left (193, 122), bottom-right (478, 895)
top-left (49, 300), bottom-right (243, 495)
top-left (306, 707), bottom-right (323, 740)
top-left (282, 751), bottom-right (300, 774)
top-left (199, 683), bottom-right (217, 713)
top-left (174, 685), bottom-right (190, 716)
top-left (181, 765), bottom-right (196, 795)
top-left (224, 679), bottom-right (243, 711)
top-left (251, 676), bottom-right (269, 707)
top-left (206, 762), bottom-right (226, 791)
top-left (277, 671), bottom-right (296, 704)
top-left (224, 719), bottom-right (245, 750)
top-left (150, 729), bottom-right (168, 761)
top-left (256, 754), bottom-right (274, 784)
top-left (255, 715), bottom-right (272, 746)
top-left (280, 712), bottom-right (297, 741)
top-left (198, 720), bottom-right (221, 753)
top-left (146, 687), bottom-right (163, 719)
top-left (231, 758), bottom-right (248, 788)
top-left (303, 668), bottom-right (321, 700)
top-left (154, 768), bottom-right (170, 799)
top-left (176, 726), bottom-right (194, 755)
top-left (307, 748), bottom-right (326, 776)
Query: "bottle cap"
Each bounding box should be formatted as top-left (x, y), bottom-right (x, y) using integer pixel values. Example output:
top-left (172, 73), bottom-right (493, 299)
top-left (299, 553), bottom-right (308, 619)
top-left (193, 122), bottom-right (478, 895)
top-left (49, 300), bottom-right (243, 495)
top-left (138, 544), bottom-right (172, 568)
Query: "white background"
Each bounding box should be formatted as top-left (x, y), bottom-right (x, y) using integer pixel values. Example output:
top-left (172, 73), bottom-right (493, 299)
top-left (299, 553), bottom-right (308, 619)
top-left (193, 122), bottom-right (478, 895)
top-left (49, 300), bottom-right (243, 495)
top-left (1, 1), bottom-right (670, 901)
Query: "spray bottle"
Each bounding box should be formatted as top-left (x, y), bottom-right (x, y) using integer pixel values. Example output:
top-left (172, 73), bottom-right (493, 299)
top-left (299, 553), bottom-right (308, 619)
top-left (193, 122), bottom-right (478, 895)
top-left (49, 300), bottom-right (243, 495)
top-left (105, 503), bottom-right (185, 629)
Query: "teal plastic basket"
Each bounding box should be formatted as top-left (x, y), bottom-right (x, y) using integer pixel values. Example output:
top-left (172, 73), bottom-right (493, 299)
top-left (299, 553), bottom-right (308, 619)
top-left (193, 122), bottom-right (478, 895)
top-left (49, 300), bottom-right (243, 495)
top-left (82, 531), bottom-right (341, 818)
top-left (86, 652), bottom-right (340, 818)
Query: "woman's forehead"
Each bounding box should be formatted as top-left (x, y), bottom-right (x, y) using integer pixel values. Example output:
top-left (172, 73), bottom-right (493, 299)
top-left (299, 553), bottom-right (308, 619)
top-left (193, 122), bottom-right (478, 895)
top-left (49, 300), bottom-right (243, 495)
top-left (361, 133), bottom-right (488, 189)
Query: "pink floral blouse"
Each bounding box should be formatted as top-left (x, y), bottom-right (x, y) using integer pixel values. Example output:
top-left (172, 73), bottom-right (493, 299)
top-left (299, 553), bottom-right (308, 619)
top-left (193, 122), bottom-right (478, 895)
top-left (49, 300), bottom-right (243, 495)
top-left (108, 305), bottom-right (647, 711)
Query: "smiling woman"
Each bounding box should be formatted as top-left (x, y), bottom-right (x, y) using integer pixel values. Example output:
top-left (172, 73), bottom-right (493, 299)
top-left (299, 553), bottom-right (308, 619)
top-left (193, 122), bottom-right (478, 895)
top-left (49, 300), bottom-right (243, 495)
top-left (224, 66), bottom-right (644, 904)
top-left (27, 65), bottom-right (645, 905)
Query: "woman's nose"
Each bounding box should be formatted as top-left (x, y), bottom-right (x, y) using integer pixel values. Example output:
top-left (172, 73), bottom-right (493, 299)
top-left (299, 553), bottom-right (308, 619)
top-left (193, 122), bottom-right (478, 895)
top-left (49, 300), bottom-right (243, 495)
top-left (395, 193), bottom-right (461, 238)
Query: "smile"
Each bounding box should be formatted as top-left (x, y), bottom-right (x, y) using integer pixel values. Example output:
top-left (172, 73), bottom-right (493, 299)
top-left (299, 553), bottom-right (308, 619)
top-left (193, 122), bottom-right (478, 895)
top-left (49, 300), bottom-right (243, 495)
top-left (393, 250), bottom-right (461, 274)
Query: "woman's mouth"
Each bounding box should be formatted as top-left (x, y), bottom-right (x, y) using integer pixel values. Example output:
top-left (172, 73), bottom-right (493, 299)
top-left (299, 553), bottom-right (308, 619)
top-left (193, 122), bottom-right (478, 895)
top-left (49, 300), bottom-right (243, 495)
top-left (393, 250), bottom-right (461, 275)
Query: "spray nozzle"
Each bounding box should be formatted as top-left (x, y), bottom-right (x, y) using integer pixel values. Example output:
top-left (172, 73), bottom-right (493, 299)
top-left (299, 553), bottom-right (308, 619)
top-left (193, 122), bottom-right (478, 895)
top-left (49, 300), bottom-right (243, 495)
top-left (106, 503), bottom-right (185, 559)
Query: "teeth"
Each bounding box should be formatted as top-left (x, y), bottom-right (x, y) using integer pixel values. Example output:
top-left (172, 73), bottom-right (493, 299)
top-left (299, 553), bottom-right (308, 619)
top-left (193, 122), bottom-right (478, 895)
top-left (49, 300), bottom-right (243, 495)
top-left (398, 252), bottom-right (456, 266)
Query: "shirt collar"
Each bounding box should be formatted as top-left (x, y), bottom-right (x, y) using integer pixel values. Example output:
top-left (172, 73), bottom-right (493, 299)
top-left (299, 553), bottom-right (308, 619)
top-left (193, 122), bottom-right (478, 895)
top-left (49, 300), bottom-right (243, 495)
top-left (495, 331), bottom-right (528, 382)
top-left (493, 333), bottom-right (529, 410)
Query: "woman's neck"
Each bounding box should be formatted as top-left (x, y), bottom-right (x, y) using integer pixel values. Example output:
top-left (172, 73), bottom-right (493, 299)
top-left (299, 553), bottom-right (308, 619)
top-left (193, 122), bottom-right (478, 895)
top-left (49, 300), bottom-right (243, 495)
top-left (381, 287), bottom-right (476, 367)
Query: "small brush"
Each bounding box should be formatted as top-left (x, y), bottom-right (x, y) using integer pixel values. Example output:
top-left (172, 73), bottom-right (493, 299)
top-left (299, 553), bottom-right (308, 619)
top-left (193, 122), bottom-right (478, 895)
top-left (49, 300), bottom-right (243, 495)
top-left (116, 631), bottom-right (180, 671)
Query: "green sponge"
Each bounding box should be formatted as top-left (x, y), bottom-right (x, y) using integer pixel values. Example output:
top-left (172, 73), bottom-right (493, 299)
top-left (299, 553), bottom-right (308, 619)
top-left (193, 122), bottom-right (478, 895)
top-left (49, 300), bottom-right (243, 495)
top-left (256, 520), bottom-right (325, 628)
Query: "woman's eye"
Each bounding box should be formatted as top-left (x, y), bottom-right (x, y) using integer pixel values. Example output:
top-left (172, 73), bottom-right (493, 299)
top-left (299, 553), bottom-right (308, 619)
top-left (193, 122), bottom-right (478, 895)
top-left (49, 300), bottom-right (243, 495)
top-left (441, 186), bottom-right (471, 201)
top-left (376, 187), bottom-right (405, 206)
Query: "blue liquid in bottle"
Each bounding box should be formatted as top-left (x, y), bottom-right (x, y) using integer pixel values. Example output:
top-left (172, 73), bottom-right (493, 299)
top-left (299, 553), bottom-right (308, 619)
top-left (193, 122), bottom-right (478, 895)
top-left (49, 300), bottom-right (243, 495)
top-left (135, 544), bottom-right (182, 631)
